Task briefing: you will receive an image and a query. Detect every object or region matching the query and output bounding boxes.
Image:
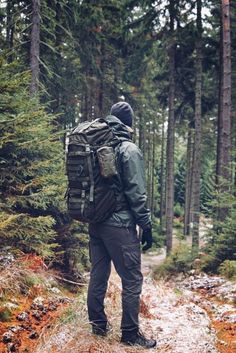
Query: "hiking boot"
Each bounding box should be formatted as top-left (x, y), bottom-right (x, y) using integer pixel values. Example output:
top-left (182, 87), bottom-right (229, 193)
top-left (121, 330), bottom-right (156, 348)
top-left (92, 322), bottom-right (112, 337)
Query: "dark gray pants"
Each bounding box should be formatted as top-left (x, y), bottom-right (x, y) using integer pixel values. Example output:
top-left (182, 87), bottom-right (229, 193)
top-left (87, 223), bottom-right (143, 332)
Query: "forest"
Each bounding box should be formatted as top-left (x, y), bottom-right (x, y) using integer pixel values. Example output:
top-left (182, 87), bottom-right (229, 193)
top-left (0, 1), bottom-right (236, 353)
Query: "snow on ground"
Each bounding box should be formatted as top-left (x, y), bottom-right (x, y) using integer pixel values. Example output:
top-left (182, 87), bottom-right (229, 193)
top-left (139, 278), bottom-right (217, 353)
top-left (35, 256), bottom-right (218, 353)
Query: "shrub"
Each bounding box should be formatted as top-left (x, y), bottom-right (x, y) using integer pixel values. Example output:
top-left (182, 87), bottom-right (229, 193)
top-left (219, 260), bottom-right (236, 280)
top-left (203, 188), bottom-right (236, 272)
top-left (173, 217), bottom-right (184, 230)
top-left (152, 218), bottom-right (165, 249)
top-left (0, 307), bottom-right (13, 322)
top-left (153, 244), bottom-right (194, 278)
top-left (174, 203), bottom-right (184, 218)
top-left (24, 274), bottom-right (44, 288)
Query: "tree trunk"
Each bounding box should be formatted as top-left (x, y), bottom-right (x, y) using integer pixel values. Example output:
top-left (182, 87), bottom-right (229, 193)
top-left (83, 68), bottom-right (94, 122)
top-left (165, 39), bottom-right (176, 255)
top-left (184, 127), bottom-right (193, 236)
top-left (133, 111), bottom-right (138, 144)
top-left (191, 0), bottom-right (203, 254)
top-left (160, 115), bottom-right (166, 233)
top-left (165, 0), bottom-right (176, 255)
top-left (151, 124), bottom-right (156, 216)
top-left (98, 42), bottom-right (105, 117)
top-left (216, 16), bottom-right (223, 185)
top-left (139, 110), bottom-right (146, 161)
top-left (147, 121), bottom-right (152, 209)
top-left (82, 74), bottom-right (89, 122)
top-left (216, 0), bottom-right (231, 220)
top-left (6, 0), bottom-right (14, 63)
top-left (54, 0), bottom-right (63, 114)
top-left (233, 116), bottom-right (236, 187)
top-left (30, 0), bottom-right (41, 96)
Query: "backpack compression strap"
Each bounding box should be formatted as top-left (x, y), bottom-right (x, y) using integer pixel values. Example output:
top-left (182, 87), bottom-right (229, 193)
top-left (86, 144), bottom-right (94, 202)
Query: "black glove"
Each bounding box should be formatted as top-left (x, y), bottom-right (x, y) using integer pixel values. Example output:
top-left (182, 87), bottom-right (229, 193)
top-left (141, 228), bottom-right (153, 251)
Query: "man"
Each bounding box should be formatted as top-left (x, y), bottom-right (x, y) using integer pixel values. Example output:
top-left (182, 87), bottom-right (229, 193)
top-left (87, 102), bottom-right (156, 348)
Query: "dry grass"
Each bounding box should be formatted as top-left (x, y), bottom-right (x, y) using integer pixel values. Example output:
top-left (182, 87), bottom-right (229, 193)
top-left (35, 261), bottom-right (218, 353)
top-left (0, 256), bottom-right (58, 300)
top-left (35, 279), bottom-right (157, 353)
top-left (0, 263), bottom-right (35, 298)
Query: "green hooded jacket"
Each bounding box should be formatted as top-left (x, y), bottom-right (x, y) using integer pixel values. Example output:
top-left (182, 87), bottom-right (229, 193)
top-left (101, 115), bottom-right (151, 231)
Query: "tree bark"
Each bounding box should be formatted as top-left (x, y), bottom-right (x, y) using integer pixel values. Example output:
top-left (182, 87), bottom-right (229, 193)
top-left (30, 0), bottom-right (41, 96)
top-left (184, 127), bottom-right (193, 236)
top-left (160, 115), bottom-right (166, 233)
top-left (216, 0), bottom-right (231, 220)
top-left (151, 124), bottom-right (156, 215)
top-left (191, 0), bottom-right (203, 254)
top-left (147, 120), bottom-right (152, 209)
top-left (165, 0), bottom-right (176, 256)
top-left (139, 110), bottom-right (146, 161)
top-left (98, 42), bottom-right (105, 117)
top-left (6, 0), bottom-right (14, 63)
top-left (216, 15), bottom-right (223, 185)
top-left (165, 45), bottom-right (176, 255)
top-left (54, 0), bottom-right (63, 114)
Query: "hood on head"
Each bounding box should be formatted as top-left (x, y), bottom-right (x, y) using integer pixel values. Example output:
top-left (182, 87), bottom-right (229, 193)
top-left (110, 102), bottom-right (134, 128)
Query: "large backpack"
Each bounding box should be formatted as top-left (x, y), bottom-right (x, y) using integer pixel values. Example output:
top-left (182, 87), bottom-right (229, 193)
top-left (65, 118), bottom-right (121, 223)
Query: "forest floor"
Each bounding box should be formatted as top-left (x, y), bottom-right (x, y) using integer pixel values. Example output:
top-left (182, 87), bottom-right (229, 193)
top-left (32, 253), bottom-right (236, 353)
top-left (0, 225), bottom-right (236, 353)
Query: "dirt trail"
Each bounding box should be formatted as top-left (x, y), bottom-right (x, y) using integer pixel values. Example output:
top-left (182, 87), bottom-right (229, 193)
top-left (1, 242), bottom-right (235, 353)
top-left (33, 252), bottom-right (236, 353)
top-left (141, 253), bottom-right (236, 353)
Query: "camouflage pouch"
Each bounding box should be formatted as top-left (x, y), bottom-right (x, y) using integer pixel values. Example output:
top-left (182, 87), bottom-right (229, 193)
top-left (97, 146), bottom-right (118, 178)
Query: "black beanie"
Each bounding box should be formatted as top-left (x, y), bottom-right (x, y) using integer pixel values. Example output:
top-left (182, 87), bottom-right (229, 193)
top-left (110, 102), bottom-right (134, 127)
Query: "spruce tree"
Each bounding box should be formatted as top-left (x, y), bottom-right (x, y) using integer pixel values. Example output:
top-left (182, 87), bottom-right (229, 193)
top-left (0, 58), bottom-right (65, 258)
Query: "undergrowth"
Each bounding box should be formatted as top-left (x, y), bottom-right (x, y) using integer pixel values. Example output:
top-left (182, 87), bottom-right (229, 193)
top-left (0, 307), bottom-right (13, 322)
top-left (153, 244), bottom-right (194, 278)
top-left (219, 260), bottom-right (236, 280)
top-left (0, 254), bottom-right (62, 301)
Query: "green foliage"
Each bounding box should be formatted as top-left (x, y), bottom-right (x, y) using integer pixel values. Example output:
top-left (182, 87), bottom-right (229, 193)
top-left (59, 290), bottom-right (87, 325)
top-left (0, 0), bottom-right (235, 278)
top-left (23, 273), bottom-right (44, 288)
top-left (219, 260), bottom-right (236, 280)
top-left (173, 218), bottom-right (184, 231)
top-left (57, 221), bottom-right (90, 278)
top-left (168, 136), bottom-right (215, 216)
top-left (0, 59), bottom-right (66, 258)
top-left (203, 189), bottom-right (236, 272)
top-left (0, 212), bottom-right (57, 257)
top-left (152, 218), bottom-right (165, 249)
top-left (173, 203), bottom-right (184, 218)
top-left (200, 154), bottom-right (215, 214)
top-left (174, 159), bottom-right (186, 207)
top-left (59, 305), bottom-right (79, 324)
top-left (0, 307), bottom-right (13, 322)
top-left (153, 244), bottom-right (194, 278)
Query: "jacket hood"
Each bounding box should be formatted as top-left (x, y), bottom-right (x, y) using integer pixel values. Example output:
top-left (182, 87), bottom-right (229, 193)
top-left (105, 115), bottom-right (133, 141)
top-left (110, 102), bottom-right (134, 127)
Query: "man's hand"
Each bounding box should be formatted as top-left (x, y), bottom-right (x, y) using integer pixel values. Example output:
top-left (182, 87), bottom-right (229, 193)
top-left (141, 229), bottom-right (153, 251)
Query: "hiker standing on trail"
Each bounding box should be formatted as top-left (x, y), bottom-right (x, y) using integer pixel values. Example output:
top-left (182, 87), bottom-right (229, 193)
top-left (87, 102), bottom-right (156, 348)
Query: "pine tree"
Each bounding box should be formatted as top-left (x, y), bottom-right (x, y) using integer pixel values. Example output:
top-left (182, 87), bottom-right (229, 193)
top-left (0, 58), bottom-right (65, 258)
